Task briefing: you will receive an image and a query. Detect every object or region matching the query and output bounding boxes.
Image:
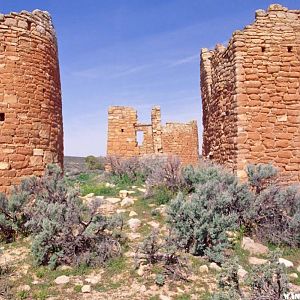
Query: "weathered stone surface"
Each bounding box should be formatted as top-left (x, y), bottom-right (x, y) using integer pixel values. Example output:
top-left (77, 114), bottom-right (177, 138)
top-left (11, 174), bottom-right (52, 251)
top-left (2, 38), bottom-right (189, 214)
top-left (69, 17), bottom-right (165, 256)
top-left (209, 262), bottom-right (221, 271)
top-left (241, 237), bottom-right (268, 255)
top-left (106, 197), bottom-right (121, 204)
top-left (54, 275), bottom-right (70, 285)
top-left (81, 285), bottom-right (91, 293)
top-left (0, 11), bottom-right (63, 193)
top-left (199, 265), bottom-right (209, 273)
top-left (128, 218), bottom-right (142, 231)
top-left (129, 210), bottom-right (138, 217)
top-left (121, 197), bottom-right (135, 207)
top-left (106, 106), bottom-right (199, 166)
top-left (279, 258), bottom-right (294, 268)
top-left (248, 257), bottom-right (268, 265)
top-left (201, 4), bottom-right (300, 184)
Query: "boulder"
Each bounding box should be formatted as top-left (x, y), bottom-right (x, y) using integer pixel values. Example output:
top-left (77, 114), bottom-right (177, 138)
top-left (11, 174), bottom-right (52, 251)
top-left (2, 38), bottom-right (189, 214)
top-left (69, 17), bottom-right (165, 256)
top-left (128, 218), bottom-right (142, 231)
top-left (241, 237), bottom-right (268, 255)
top-left (54, 275), bottom-right (70, 285)
top-left (289, 273), bottom-right (299, 279)
top-left (209, 262), bottom-right (221, 271)
top-left (106, 197), bottom-right (121, 204)
top-left (81, 285), bottom-right (91, 293)
top-left (248, 257), bottom-right (268, 265)
top-left (279, 258), bottom-right (294, 268)
top-left (121, 197), bottom-right (134, 207)
top-left (129, 211), bottom-right (138, 217)
top-left (237, 266), bottom-right (248, 279)
top-left (199, 265), bottom-right (209, 273)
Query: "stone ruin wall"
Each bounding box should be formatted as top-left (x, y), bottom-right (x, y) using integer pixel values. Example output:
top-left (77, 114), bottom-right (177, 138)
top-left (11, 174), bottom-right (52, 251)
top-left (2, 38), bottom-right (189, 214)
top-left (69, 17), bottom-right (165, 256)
top-left (201, 4), bottom-right (300, 183)
top-left (107, 106), bottom-right (199, 165)
top-left (0, 10), bottom-right (63, 193)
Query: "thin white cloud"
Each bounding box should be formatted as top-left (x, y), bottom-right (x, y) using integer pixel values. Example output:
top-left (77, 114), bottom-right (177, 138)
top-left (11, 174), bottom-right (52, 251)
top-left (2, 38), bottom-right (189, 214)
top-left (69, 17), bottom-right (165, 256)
top-left (169, 54), bottom-right (199, 67)
top-left (71, 64), bottom-right (150, 79)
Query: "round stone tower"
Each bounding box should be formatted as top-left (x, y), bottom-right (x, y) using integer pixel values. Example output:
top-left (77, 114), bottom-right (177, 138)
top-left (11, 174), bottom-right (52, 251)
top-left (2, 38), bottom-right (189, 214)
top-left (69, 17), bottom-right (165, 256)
top-left (0, 10), bottom-right (63, 193)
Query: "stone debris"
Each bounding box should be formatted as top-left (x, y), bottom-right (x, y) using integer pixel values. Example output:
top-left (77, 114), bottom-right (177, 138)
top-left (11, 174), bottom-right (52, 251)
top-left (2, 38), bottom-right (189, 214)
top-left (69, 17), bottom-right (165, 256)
top-left (237, 266), bottom-right (248, 279)
top-left (279, 258), bottom-right (294, 268)
top-left (81, 285), bottom-right (91, 293)
top-left (129, 210), bottom-right (138, 217)
top-left (119, 190), bottom-right (136, 198)
top-left (199, 265), bottom-right (209, 273)
top-left (209, 262), bottom-right (221, 271)
top-left (54, 275), bottom-right (70, 285)
top-left (106, 197), bottom-right (121, 204)
top-left (241, 237), bottom-right (268, 255)
top-left (147, 221), bottom-right (160, 229)
top-left (248, 257), bottom-right (268, 265)
top-left (121, 197), bottom-right (135, 207)
top-left (127, 232), bottom-right (141, 241)
top-left (289, 273), bottom-right (299, 279)
top-left (17, 285), bottom-right (31, 292)
top-left (128, 218), bottom-right (142, 231)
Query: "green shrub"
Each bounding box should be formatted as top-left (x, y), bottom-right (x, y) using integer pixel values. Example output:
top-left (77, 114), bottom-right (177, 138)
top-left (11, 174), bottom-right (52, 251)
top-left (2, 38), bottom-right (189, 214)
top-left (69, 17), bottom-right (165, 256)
top-left (167, 163), bottom-right (251, 263)
top-left (245, 164), bottom-right (300, 247)
top-left (135, 230), bottom-right (189, 281)
top-left (153, 186), bottom-right (174, 205)
top-left (26, 165), bottom-right (122, 269)
top-left (85, 155), bottom-right (104, 170)
top-left (0, 179), bottom-right (35, 242)
top-left (80, 183), bottom-right (117, 197)
top-left (211, 251), bottom-right (289, 300)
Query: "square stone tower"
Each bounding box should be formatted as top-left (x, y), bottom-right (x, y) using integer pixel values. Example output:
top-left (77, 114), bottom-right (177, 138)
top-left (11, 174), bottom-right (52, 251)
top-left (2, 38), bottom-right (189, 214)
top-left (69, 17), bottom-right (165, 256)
top-left (201, 4), bottom-right (300, 182)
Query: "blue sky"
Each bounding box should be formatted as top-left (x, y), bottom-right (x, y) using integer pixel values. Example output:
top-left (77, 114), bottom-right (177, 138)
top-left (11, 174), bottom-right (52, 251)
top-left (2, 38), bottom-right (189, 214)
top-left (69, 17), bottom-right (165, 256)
top-left (0, 0), bottom-right (299, 156)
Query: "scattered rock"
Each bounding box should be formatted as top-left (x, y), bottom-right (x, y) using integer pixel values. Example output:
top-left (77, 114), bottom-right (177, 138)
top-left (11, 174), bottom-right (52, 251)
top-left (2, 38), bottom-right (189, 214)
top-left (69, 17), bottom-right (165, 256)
top-left (237, 266), bottom-right (248, 279)
top-left (116, 209), bottom-right (126, 214)
top-left (84, 193), bottom-right (94, 198)
top-left (128, 218), bottom-right (142, 231)
top-left (128, 232), bottom-right (141, 241)
top-left (129, 211), bottom-right (138, 217)
top-left (137, 265), bottom-right (145, 276)
top-left (290, 283), bottom-right (300, 292)
top-left (248, 257), bottom-right (268, 265)
top-left (147, 221), bottom-right (160, 228)
top-left (209, 262), bottom-right (221, 271)
top-left (140, 285), bottom-right (147, 292)
top-left (121, 197), bottom-right (135, 207)
top-left (105, 182), bottom-right (115, 188)
top-left (297, 265), bottom-right (300, 273)
top-left (106, 197), bottom-right (121, 204)
top-left (81, 285), bottom-right (91, 293)
top-left (148, 204), bottom-right (156, 207)
top-left (54, 275), bottom-right (70, 285)
top-left (289, 273), bottom-right (299, 279)
top-left (85, 274), bottom-right (101, 285)
top-left (241, 237), bottom-right (268, 255)
top-left (199, 265), bottom-right (209, 273)
top-left (279, 258), bottom-right (294, 268)
top-left (137, 188), bottom-right (146, 193)
top-left (18, 285), bottom-right (31, 292)
top-left (119, 190), bottom-right (129, 198)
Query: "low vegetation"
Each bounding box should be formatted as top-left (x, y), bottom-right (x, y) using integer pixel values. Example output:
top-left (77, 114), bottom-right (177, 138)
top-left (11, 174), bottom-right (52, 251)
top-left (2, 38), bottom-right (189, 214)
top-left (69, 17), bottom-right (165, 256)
top-left (1, 156), bottom-right (300, 299)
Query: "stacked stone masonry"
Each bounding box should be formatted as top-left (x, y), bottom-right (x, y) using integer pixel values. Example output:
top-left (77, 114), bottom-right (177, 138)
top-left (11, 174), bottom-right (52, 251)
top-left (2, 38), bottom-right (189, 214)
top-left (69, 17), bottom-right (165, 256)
top-left (0, 10), bottom-right (63, 193)
top-left (201, 4), bottom-right (300, 182)
top-left (107, 106), bottom-right (199, 165)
